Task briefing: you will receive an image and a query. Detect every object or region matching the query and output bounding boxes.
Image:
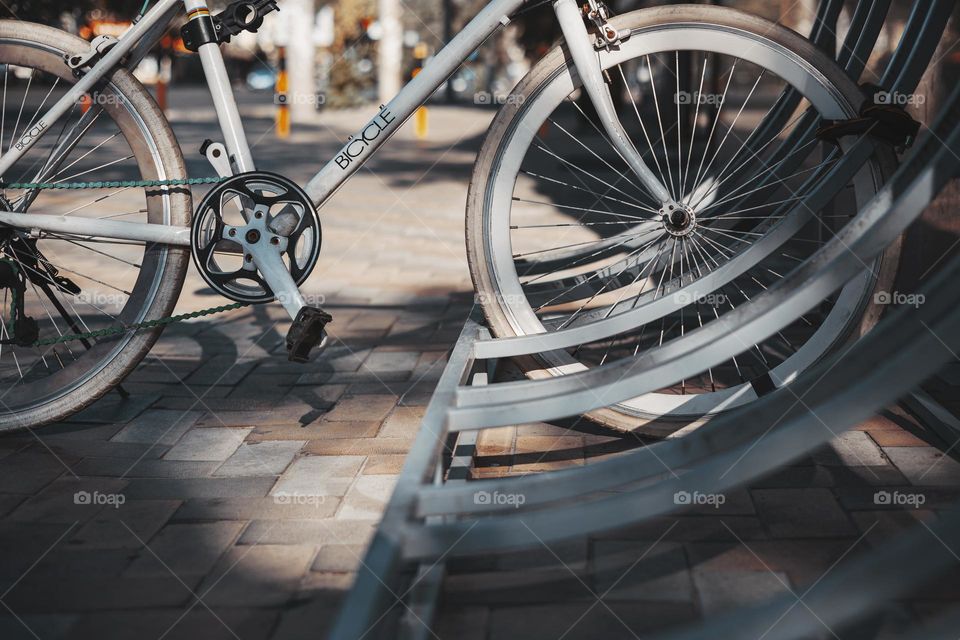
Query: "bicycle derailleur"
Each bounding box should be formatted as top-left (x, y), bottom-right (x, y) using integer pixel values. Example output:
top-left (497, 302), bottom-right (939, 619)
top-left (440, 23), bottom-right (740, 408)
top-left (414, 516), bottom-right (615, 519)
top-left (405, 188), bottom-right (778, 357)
top-left (191, 171), bottom-right (331, 363)
top-left (0, 197), bottom-right (83, 347)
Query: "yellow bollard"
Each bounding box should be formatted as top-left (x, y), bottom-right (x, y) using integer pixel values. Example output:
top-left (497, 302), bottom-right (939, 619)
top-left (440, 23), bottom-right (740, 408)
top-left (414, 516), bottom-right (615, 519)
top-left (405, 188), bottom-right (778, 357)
top-left (414, 105), bottom-right (428, 140)
top-left (276, 46), bottom-right (290, 139)
top-left (411, 64), bottom-right (428, 141)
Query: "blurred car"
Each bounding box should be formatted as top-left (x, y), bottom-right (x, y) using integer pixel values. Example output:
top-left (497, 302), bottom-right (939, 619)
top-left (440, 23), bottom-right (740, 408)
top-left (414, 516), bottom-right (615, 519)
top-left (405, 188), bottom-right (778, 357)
top-left (246, 63), bottom-right (277, 91)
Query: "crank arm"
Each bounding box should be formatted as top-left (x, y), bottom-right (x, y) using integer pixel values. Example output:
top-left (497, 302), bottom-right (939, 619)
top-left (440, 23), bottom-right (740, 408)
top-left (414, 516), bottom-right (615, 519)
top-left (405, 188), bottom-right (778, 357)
top-left (244, 240), bottom-right (306, 319)
top-left (245, 241), bottom-right (330, 362)
top-left (553, 0), bottom-right (676, 209)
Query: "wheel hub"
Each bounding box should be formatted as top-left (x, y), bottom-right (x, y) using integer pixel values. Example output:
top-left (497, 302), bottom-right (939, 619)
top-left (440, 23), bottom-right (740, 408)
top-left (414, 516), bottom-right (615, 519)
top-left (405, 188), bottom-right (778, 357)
top-left (661, 204), bottom-right (697, 237)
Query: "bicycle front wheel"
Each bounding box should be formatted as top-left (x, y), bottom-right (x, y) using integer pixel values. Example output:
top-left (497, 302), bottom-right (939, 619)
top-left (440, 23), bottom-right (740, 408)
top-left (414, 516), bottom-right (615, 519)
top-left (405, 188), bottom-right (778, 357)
top-left (466, 6), bottom-right (899, 435)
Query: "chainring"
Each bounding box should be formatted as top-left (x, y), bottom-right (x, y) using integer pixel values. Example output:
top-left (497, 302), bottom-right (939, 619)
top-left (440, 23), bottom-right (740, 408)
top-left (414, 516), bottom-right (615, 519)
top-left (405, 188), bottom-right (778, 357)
top-left (191, 171), bottom-right (321, 304)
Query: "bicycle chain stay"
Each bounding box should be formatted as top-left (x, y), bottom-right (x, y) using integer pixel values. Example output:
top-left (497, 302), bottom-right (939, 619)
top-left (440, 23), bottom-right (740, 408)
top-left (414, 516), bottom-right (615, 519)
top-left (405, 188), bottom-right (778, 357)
top-left (0, 175), bottom-right (247, 348)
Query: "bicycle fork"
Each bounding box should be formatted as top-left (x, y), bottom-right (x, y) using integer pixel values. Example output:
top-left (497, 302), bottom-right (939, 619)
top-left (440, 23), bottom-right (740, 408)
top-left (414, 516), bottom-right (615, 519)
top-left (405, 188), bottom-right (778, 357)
top-left (552, 0), bottom-right (679, 215)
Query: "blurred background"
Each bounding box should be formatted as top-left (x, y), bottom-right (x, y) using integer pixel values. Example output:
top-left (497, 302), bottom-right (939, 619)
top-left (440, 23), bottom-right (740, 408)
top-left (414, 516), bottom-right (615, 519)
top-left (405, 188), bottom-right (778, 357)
top-left (3, 0), bottom-right (953, 115)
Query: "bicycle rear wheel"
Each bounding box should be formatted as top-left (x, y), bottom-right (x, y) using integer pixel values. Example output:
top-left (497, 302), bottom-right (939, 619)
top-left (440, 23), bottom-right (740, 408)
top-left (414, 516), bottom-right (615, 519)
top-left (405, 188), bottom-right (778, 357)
top-left (0, 22), bottom-right (191, 431)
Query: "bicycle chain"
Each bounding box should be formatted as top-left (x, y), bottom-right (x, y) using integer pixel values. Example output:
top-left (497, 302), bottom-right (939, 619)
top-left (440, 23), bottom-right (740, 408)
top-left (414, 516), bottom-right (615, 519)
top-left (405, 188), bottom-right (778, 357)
top-left (0, 176), bottom-right (225, 190)
top-left (0, 176), bottom-right (249, 348)
top-left (34, 302), bottom-right (249, 346)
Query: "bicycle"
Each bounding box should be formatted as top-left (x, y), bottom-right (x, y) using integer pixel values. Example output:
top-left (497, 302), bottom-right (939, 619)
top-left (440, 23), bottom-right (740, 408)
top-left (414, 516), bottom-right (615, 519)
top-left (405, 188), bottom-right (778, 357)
top-left (0, 0), bottom-right (899, 432)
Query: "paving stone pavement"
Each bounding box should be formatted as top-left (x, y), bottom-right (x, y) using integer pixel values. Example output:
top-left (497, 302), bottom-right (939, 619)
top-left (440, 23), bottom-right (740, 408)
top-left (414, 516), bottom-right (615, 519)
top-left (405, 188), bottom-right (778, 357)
top-left (436, 408), bottom-right (960, 639)
top-left (0, 89), bottom-right (958, 640)
top-left (0, 94), bottom-right (483, 640)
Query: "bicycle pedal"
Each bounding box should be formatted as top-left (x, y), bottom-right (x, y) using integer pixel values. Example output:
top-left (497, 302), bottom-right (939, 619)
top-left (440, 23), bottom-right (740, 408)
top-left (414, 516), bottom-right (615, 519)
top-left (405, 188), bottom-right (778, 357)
top-left (286, 306), bottom-right (332, 363)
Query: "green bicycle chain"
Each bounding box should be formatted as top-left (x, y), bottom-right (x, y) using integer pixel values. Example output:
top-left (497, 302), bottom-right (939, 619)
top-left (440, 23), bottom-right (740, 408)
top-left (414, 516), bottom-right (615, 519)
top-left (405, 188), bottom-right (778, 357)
top-left (1, 176), bottom-right (225, 190)
top-left (34, 302), bottom-right (249, 347)
top-left (1, 176), bottom-right (249, 348)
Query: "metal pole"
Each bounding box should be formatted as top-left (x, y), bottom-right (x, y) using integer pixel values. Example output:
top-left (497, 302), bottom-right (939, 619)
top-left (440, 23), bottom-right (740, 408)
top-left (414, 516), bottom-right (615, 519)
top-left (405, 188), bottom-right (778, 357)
top-left (378, 0), bottom-right (403, 104)
top-left (287, 0), bottom-right (316, 122)
top-left (443, 0), bottom-right (455, 103)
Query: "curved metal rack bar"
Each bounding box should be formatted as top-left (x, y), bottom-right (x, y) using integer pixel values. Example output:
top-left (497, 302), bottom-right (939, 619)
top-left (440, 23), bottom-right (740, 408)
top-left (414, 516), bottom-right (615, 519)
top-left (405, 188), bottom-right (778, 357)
top-left (406, 246), bottom-right (960, 557)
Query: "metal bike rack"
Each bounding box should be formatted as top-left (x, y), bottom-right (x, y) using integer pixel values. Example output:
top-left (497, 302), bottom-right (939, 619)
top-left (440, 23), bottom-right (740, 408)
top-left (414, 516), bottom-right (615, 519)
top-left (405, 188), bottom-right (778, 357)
top-left (329, 3), bottom-right (960, 638)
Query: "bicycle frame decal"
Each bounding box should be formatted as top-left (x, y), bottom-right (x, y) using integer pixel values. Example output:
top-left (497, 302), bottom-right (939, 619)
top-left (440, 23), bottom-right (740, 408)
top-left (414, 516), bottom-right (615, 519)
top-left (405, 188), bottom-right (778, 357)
top-left (14, 120), bottom-right (47, 151)
top-left (334, 106), bottom-right (397, 169)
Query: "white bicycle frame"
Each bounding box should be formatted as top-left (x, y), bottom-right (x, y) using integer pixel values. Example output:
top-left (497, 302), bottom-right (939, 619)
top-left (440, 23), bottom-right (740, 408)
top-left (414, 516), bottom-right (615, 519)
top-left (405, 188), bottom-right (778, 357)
top-left (0, 0), bottom-right (676, 319)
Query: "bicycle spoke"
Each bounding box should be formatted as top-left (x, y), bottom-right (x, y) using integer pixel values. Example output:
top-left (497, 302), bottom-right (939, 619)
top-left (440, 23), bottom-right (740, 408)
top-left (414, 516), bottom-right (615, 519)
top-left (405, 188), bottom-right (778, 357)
top-left (696, 155), bottom-right (837, 216)
top-left (521, 169), bottom-right (654, 212)
top-left (563, 104), bottom-right (660, 206)
top-left (690, 135), bottom-right (816, 212)
top-left (535, 141), bottom-right (651, 208)
top-left (54, 153), bottom-right (135, 186)
top-left (646, 55), bottom-right (676, 198)
top-left (617, 64), bottom-right (671, 193)
top-left (536, 234), bottom-right (666, 311)
top-left (690, 68), bottom-right (765, 203)
top-left (511, 196), bottom-right (655, 220)
top-left (519, 231), bottom-right (648, 283)
top-left (8, 68), bottom-right (33, 155)
top-left (703, 194), bottom-right (808, 220)
top-left (512, 230), bottom-right (646, 260)
top-left (681, 53), bottom-right (708, 197)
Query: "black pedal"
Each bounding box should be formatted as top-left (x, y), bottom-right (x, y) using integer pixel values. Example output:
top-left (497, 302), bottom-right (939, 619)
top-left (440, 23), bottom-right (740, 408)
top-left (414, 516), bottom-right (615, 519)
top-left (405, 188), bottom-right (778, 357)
top-left (286, 306), bottom-right (332, 363)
